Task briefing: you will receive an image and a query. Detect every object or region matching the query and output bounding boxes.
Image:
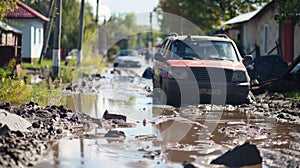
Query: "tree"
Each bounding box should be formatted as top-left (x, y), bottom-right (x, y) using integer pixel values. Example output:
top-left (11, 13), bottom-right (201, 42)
top-left (104, 13), bottom-right (141, 50)
top-left (28, 0), bottom-right (96, 50)
top-left (0, 1), bottom-right (17, 20)
top-left (277, 0), bottom-right (300, 61)
top-left (158, 0), bottom-right (270, 34)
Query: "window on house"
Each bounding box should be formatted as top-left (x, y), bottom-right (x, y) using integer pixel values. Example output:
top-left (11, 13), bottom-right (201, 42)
top-left (243, 26), bottom-right (249, 53)
top-left (33, 27), bottom-right (36, 44)
top-left (264, 24), bottom-right (268, 54)
top-left (39, 28), bottom-right (42, 44)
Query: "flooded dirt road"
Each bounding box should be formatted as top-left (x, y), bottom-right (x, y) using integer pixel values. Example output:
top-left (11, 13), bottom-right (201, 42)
top-left (36, 66), bottom-right (300, 168)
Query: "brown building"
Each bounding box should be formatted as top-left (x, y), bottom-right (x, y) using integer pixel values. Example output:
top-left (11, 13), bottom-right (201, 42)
top-left (223, 0), bottom-right (300, 63)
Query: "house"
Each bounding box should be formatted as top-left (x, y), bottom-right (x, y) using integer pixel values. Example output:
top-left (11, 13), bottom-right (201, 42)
top-left (5, 1), bottom-right (49, 63)
top-left (0, 21), bottom-right (22, 73)
top-left (223, 0), bottom-right (300, 63)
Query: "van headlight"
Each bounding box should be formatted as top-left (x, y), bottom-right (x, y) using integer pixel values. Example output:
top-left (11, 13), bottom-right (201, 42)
top-left (169, 68), bottom-right (189, 79)
top-left (232, 71), bottom-right (247, 82)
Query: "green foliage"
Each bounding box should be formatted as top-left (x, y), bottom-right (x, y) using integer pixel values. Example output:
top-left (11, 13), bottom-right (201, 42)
top-left (0, 77), bottom-right (31, 105)
top-left (4, 58), bottom-right (16, 73)
top-left (26, 81), bottom-right (62, 106)
top-left (60, 59), bottom-right (75, 83)
top-left (158, 0), bottom-right (270, 34)
top-left (105, 13), bottom-right (142, 49)
top-left (277, 0), bottom-right (300, 23)
top-left (0, 1), bottom-right (17, 20)
top-left (284, 91), bottom-right (300, 100)
top-left (28, 0), bottom-right (97, 51)
top-left (58, 0), bottom-right (96, 49)
top-left (107, 45), bottom-right (120, 62)
top-left (21, 59), bottom-right (52, 69)
top-left (0, 59), bottom-right (62, 106)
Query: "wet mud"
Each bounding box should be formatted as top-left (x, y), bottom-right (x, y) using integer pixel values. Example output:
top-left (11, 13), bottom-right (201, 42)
top-left (0, 102), bottom-right (101, 167)
top-left (1, 67), bottom-right (300, 167)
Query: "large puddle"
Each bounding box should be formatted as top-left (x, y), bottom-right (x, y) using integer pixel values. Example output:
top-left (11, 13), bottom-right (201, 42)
top-left (36, 69), bottom-right (300, 168)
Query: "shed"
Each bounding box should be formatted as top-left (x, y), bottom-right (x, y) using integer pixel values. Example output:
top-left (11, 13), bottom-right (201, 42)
top-left (5, 1), bottom-right (49, 63)
top-left (0, 21), bottom-right (22, 68)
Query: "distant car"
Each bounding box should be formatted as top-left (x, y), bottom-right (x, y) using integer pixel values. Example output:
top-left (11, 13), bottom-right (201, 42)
top-left (153, 34), bottom-right (251, 106)
top-left (113, 49), bottom-right (142, 68)
top-left (64, 49), bottom-right (78, 66)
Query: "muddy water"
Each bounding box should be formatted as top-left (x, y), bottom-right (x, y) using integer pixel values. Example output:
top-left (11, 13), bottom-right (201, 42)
top-left (36, 70), bottom-right (300, 168)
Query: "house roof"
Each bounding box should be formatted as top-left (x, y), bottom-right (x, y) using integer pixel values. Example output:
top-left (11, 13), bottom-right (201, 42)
top-left (224, 0), bottom-right (275, 25)
top-left (5, 2), bottom-right (49, 22)
top-left (0, 21), bottom-right (22, 34)
top-left (224, 10), bottom-right (259, 25)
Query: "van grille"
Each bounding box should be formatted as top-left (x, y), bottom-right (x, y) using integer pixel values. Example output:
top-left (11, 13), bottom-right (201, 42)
top-left (190, 68), bottom-right (233, 83)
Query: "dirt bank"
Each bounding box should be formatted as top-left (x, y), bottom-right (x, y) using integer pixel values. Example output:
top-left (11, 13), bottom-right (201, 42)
top-left (0, 102), bottom-right (101, 167)
top-left (241, 92), bottom-right (300, 124)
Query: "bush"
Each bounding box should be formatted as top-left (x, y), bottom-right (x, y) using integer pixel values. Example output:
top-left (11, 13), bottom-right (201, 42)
top-left (0, 77), bottom-right (31, 105)
top-left (26, 81), bottom-right (62, 106)
top-left (284, 91), bottom-right (300, 100)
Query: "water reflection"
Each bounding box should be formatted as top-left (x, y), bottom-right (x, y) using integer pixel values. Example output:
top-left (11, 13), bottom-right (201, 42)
top-left (36, 75), bottom-right (300, 168)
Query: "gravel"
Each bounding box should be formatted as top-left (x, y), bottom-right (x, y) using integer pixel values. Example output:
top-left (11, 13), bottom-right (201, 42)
top-left (0, 102), bottom-right (101, 167)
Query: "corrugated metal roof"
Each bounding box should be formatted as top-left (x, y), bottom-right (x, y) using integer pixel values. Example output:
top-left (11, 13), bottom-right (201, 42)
top-left (5, 2), bottom-right (49, 22)
top-left (224, 10), bottom-right (259, 25)
top-left (0, 21), bottom-right (22, 34)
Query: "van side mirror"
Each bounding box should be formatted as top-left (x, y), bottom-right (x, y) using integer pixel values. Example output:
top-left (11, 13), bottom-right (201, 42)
top-left (243, 55), bottom-right (254, 63)
top-left (154, 53), bottom-right (164, 61)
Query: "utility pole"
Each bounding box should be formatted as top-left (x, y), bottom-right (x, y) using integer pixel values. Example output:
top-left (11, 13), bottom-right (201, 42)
top-left (150, 12), bottom-right (153, 47)
top-left (96, 0), bottom-right (99, 24)
top-left (39, 0), bottom-right (55, 64)
top-left (52, 0), bottom-right (62, 78)
top-left (77, 0), bottom-right (85, 66)
top-left (95, 0), bottom-right (99, 56)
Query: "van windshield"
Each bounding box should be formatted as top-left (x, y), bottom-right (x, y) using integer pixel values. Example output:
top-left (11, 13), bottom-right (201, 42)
top-left (171, 40), bottom-right (239, 62)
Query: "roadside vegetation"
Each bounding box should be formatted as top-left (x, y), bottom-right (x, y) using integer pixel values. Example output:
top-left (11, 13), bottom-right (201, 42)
top-left (284, 92), bottom-right (300, 100)
top-left (21, 59), bottom-right (52, 69)
top-left (0, 59), bottom-right (62, 106)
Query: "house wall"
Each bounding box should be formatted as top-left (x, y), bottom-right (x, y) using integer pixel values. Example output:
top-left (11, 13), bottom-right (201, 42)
top-left (30, 19), bottom-right (44, 60)
top-left (7, 19), bottom-right (44, 62)
top-left (245, 5), bottom-right (279, 57)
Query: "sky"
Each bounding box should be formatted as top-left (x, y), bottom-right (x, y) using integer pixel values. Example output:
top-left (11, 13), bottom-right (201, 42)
top-left (87, 0), bottom-right (159, 19)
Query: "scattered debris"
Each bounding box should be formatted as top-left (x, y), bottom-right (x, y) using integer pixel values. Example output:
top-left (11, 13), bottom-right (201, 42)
top-left (135, 134), bottom-right (157, 141)
top-left (0, 110), bottom-right (31, 132)
top-left (0, 102), bottom-right (101, 167)
top-left (211, 142), bottom-right (262, 167)
top-left (103, 109), bottom-right (127, 121)
top-left (104, 130), bottom-right (126, 138)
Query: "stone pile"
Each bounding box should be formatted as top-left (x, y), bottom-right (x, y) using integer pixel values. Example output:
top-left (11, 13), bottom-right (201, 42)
top-left (0, 102), bottom-right (101, 167)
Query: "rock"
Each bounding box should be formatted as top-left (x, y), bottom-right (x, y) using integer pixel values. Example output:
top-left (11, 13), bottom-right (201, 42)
top-left (0, 125), bottom-right (10, 136)
top-left (0, 110), bottom-right (31, 132)
top-left (56, 128), bottom-right (63, 134)
top-left (91, 74), bottom-right (103, 78)
top-left (182, 161), bottom-right (197, 168)
top-left (32, 122), bottom-right (40, 128)
top-left (210, 142), bottom-right (262, 167)
top-left (142, 67), bottom-right (153, 79)
top-left (104, 130), bottom-right (126, 138)
top-left (261, 103), bottom-right (269, 110)
top-left (143, 150), bottom-right (161, 160)
top-left (103, 109), bottom-right (126, 122)
top-left (14, 130), bottom-right (24, 137)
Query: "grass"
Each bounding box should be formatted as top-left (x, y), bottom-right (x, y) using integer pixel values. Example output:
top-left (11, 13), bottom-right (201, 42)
top-left (26, 81), bottom-right (63, 106)
top-left (284, 91), bottom-right (300, 100)
top-left (0, 77), bottom-right (31, 105)
top-left (21, 59), bottom-right (53, 69)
